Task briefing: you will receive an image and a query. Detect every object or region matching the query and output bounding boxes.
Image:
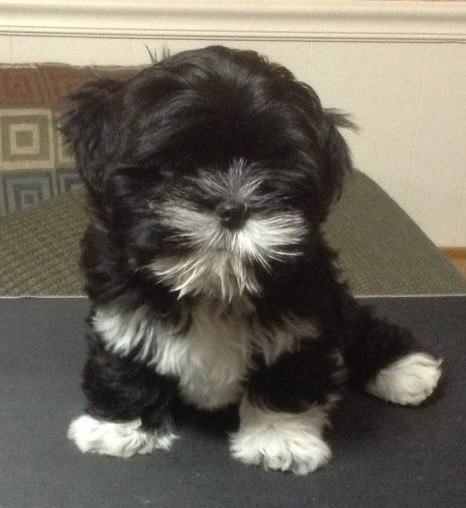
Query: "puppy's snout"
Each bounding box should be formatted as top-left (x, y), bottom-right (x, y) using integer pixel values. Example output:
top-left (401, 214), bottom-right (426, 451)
top-left (216, 200), bottom-right (248, 230)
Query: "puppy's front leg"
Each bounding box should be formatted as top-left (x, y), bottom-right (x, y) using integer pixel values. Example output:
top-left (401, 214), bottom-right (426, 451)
top-left (230, 342), bottom-right (344, 474)
top-left (68, 333), bottom-right (177, 458)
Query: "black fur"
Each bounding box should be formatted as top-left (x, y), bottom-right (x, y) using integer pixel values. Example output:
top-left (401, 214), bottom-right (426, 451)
top-left (62, 46), bottom-right (435, 465)
top-left (83, 328), bottom-right (175, 430)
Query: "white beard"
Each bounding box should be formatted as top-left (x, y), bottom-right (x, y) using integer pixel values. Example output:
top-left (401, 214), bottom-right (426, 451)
top-left (151, 206), bottom-right (306, 300)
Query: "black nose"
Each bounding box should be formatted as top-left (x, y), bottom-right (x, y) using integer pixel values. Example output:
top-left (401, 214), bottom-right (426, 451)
top-left (216, 200), bottom-right (248, 230)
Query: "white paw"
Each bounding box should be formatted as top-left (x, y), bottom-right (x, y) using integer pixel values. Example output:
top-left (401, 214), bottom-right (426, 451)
top-left (230, 428), bottom-right (331, 475)
top-left (230, 400), bottom-right (332, 475)
top-left (366, 353), bottom-right (442, 406)
top-left (67, 414), bottom-right (177, 458)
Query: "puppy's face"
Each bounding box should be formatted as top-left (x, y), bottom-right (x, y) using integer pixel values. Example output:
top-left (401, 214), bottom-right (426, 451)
top-left (61, 46), bottom-right (351, 299)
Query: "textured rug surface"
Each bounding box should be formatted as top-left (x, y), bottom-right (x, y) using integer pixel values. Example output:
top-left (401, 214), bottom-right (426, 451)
top-left (324, 172), bottom-right (466, 295)
top-left (0, 171), bottom-right (465, 296)
top-left (0, 297), bottom-right (464, 508)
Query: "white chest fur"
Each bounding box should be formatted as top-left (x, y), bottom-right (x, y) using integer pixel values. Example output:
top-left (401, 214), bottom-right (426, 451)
top-left (154, 302), bottom-right (253, 409)
top-left (93, 301), bottom-right (318, 410)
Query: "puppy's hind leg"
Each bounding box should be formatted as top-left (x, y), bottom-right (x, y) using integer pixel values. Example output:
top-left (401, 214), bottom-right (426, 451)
top-left (68, 338), bottom-right (177, 457)
top-left (343, 301), bottom-right (442, 406)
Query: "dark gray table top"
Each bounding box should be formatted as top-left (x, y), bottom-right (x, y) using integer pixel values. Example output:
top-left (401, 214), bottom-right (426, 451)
top-left (1, 297), bottom-right (465, 508)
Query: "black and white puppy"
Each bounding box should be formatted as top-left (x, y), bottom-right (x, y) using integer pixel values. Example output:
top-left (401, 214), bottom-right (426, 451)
top-left (62, 46), bottom-right (442, 475)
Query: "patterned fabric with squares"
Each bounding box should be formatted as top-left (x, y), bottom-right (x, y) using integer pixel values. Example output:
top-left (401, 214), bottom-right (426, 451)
top-left (0, 64), bottom-right (139, 217)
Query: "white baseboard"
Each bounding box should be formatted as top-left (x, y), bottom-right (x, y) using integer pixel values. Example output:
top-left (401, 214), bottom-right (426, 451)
top-left (0, 0), bottom-right (465, 42)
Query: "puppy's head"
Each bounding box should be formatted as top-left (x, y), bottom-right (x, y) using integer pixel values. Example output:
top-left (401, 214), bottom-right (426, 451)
top-left (61, 46), bottom-right (352, 300)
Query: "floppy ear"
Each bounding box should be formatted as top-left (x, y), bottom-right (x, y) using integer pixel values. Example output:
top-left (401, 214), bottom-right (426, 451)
top-left (60, 78), bottom-right (125, 195)
top-left (319, 109), bottom-right (354, 216)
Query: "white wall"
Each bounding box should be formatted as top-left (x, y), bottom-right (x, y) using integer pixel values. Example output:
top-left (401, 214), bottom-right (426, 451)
top-left (1, 0), bottom-right (465, 246)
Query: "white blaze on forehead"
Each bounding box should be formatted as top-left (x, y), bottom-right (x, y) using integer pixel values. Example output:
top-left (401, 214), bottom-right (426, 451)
top-left (196, 159), bottom-right (262, 201)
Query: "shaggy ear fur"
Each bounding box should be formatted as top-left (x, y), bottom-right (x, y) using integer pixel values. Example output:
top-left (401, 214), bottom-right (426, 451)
top-left (59, 78), bottom-right (126, 195)
top-left (320, 110), bottom-right (354, 212)
top-left (288, 78), bottom-right (354, 220)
